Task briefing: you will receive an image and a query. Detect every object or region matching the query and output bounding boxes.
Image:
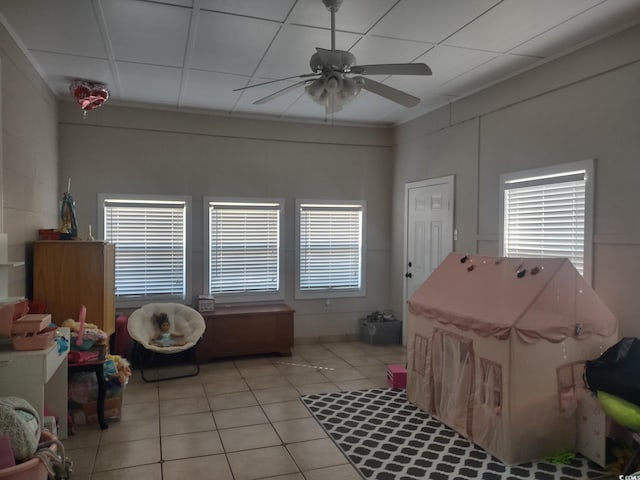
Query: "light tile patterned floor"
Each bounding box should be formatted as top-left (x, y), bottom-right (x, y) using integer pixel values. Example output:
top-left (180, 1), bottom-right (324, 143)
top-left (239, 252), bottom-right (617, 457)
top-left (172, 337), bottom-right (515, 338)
top-left (63, 341), bottom-right (406, 480)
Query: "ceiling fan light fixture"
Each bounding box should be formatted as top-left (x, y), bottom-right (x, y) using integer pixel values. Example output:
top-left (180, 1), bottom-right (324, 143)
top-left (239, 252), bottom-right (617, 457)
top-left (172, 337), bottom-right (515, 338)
top-left (306, 78), bottom-right (326, 100)
top-left (342, 76), bottom-right (361, 98)
top-left (325, 74), bottom-right (341, 93)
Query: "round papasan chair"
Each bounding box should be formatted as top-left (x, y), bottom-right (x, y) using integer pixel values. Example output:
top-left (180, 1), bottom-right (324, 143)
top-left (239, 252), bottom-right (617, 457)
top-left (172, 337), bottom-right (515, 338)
top-left (127, 303), bottom-right (206, 382)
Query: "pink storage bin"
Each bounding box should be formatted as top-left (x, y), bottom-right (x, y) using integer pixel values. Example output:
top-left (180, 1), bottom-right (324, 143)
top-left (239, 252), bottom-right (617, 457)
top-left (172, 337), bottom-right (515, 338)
top-left (11, 300), bottom-right (29, 321)
top-left (0, 431), bottom-right (56, 480)
top-left (11, 330), bottom-right (55, 351)
top-left (0, 304), bottom-right (13, 337)
top-left (387, 364), bottom-right (407, 389)
top-left (10, 314), bottom-right (51, 335)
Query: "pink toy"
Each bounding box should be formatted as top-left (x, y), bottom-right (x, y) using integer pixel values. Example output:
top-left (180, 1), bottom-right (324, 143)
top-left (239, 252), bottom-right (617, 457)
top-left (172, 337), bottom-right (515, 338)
top-left (387, 364), bottom-right (407, 389)
top-left (76, 305), bottom-right (87, 347)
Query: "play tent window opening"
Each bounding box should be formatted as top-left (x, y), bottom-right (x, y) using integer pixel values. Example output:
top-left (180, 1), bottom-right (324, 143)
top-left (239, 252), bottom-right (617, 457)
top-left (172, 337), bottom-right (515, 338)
top-left (557, 361), bottom-right (586, 412)
top-left (99, 194), bottom-right (191, 306)
top-left (431, 329), bottom-right (475, 438)
top-left (206, 198), bottom-right (283, 303)
top-left (499, 159), bottom-right (594, 283)
top-left (480, 358), bottom-right (503, 417)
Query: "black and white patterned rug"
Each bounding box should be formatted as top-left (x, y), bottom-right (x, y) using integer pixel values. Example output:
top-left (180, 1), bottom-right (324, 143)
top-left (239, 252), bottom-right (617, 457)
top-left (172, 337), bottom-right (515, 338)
top-left (302, 388), bottom-right (607, 480)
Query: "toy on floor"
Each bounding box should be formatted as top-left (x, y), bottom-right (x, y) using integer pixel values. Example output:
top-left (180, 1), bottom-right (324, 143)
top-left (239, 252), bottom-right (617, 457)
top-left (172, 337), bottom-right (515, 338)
top-left (150, 312), bottom-right (185, 347)
top-left (104, 354), bottom-right (132, 387)
top-left (61, 318), bottom-right (108, 347)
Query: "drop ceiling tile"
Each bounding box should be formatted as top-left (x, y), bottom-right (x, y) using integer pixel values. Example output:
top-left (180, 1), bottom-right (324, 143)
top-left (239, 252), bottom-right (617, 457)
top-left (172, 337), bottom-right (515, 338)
top-left (31, 51), bottom-right (116, 95)
top-left (255, 24), bottom-right (361, 79)
top-left (380, 93), bottom-right (451, 123)
top-left (445, 0), bottom-right (603, 53)
top-left (0, 0), bottom-right (107, 57)
top-left (199, 0), bottom-right (296, 22)
top-left (406, 44), bottom-right (498, 88)
top-left (190, 11), bottom-right (281, 75)
top-left (378, 44), bottom-right (497, 102)
top-left (288, 0), bottom-right (397, 34)
top-left (512, 0), bottom-right (640, 57)
top-left (371, 0), bottom-right (501, 44)
top-left (350, 36), bottom-right (434, 66)
top-left (437, 53), bottom-right (539, 96)
top-left (181, 69), bottom-right (246, 111)
top-left (116, 62), bottom-right (182, 106)
top-left (102, 0), bottom-right (191, 67)
top-left (233, 80), bottom-right (306, 116)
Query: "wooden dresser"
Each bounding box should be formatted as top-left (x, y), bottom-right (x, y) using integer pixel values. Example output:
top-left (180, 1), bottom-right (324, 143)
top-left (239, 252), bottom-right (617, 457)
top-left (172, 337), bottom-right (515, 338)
top-left (197, 304), bottom-right (294, 362)
top-left (33, 241), bottom-right (116, 335)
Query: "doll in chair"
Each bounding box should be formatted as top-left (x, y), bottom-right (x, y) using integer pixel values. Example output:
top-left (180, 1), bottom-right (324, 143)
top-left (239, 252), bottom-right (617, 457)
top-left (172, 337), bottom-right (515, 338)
top-left (151, 312), bottom-right (186, 347)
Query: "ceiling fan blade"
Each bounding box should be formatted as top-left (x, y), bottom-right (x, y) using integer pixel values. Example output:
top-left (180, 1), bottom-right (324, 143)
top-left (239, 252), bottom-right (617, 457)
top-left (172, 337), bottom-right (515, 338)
top-left (351, 63), bottom-right (431, 76)
top-left (234, 73), bottom-right (318, 92)
top-left (354, 76), bottom-right (420, 108)
top-left (253, 79), bottom-right (310, 105)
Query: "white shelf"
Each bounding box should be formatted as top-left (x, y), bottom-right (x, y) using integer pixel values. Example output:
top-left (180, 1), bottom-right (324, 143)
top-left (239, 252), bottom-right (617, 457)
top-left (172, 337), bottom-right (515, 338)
top-left (0, 296), bottom-right (26, 304)
top-left (0, 234), bottom-right (23, 302)
top-left (0, 262), bottom-right (24, 268)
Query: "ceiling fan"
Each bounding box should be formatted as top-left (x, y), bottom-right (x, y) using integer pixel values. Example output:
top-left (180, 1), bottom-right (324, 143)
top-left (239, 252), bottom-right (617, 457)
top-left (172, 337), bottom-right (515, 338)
top-left (234, 0), bottom-right (432, 115)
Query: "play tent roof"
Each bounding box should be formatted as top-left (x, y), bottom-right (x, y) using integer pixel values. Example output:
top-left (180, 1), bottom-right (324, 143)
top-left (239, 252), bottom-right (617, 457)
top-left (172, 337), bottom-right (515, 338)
top-left (407, 253), bottom-right (617, 343)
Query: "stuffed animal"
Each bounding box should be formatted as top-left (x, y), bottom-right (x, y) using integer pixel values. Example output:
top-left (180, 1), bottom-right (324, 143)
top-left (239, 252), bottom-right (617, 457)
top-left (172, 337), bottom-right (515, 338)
top-left (61, 318), bottom-right (98, 332)
top-left (105, 354), bottom-right (132, 385)
top-left (61, 318), bottom-right (108, 345)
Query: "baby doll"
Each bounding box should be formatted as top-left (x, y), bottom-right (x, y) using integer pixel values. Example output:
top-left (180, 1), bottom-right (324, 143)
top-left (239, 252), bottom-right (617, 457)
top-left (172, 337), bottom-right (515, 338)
top-left (150, 312), bottom-right (186, 347)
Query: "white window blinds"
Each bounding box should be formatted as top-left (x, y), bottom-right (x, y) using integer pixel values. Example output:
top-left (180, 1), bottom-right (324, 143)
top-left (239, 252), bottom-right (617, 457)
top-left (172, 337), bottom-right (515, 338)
top-left (503, 170), bottom-right (587, 274)
top-left (298, 202), bottom-right (364, 293)
top-left (103, 198), bottom-right (186, 298)
top-left (208, 201), bottom-right (281, 295)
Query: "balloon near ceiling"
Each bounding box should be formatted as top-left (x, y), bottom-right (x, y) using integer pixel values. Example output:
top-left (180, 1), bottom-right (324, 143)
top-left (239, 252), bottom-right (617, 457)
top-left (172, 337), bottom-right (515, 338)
top-left (69, 80), bottom-right (109, 117)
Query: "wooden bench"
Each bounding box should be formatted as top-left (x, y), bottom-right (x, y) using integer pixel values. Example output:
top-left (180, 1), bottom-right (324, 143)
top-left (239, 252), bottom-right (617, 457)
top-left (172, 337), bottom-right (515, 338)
top-left (197, 304), bottom-right (294, 362)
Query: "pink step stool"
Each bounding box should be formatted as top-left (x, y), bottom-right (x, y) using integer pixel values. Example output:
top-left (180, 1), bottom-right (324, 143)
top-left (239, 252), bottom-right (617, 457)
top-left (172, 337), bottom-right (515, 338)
top-left (387, 364), bottom-right (407, 389)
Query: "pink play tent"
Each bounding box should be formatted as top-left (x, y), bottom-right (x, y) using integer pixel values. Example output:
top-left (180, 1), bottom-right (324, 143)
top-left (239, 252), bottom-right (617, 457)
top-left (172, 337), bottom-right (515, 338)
top-left (406, 253), bottom-right (618, 465)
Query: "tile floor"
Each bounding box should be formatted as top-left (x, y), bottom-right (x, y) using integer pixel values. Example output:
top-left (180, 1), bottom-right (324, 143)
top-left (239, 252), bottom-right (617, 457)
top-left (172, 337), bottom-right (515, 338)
top-left (62, 341), bottom-right (406, 480)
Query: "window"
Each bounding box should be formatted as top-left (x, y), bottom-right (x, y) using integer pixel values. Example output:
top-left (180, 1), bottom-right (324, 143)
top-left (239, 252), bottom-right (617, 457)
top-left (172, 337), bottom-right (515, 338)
top-left (499, 159), bottom-right (594, 281)
top-left (99, 195), bottom-right (190, 304)
top-left (556, 361), bottom-right (586, 412)
top-left (206, 199), bottom-right (283, 301)
top-left (480, 358), bottom-right (503, 416)
top-left (296, 200), bottom-right (366, 299)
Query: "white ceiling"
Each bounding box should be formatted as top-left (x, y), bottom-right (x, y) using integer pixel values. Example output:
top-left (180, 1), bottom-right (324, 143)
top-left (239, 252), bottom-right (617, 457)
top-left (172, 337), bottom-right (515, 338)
top-left (2, 0), bottom-right (640, 126)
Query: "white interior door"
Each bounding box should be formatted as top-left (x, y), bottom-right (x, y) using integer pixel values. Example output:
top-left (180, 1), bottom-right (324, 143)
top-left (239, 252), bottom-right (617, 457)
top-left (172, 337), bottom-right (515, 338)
top-left (403, 177), bottom-right (454, 340)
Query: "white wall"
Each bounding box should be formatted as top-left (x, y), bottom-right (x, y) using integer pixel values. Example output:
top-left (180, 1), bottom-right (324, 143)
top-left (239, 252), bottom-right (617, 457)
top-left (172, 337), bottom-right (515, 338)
top-left (0, 21), bottom-right (58, 298)
top-left (57, 104), bottom-right (394, 341)
top-left (391, 24), bottom-right (640, 338)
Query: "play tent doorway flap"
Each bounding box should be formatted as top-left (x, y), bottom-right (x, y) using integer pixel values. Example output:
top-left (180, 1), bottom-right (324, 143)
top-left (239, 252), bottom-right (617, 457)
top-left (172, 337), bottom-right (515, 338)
top-left (407, 253), bottom-right (618, 465)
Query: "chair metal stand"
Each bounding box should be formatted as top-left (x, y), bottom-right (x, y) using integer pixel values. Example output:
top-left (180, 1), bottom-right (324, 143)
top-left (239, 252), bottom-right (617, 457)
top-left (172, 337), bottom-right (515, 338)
top-left (131, 340), bottom-right (201, 382)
